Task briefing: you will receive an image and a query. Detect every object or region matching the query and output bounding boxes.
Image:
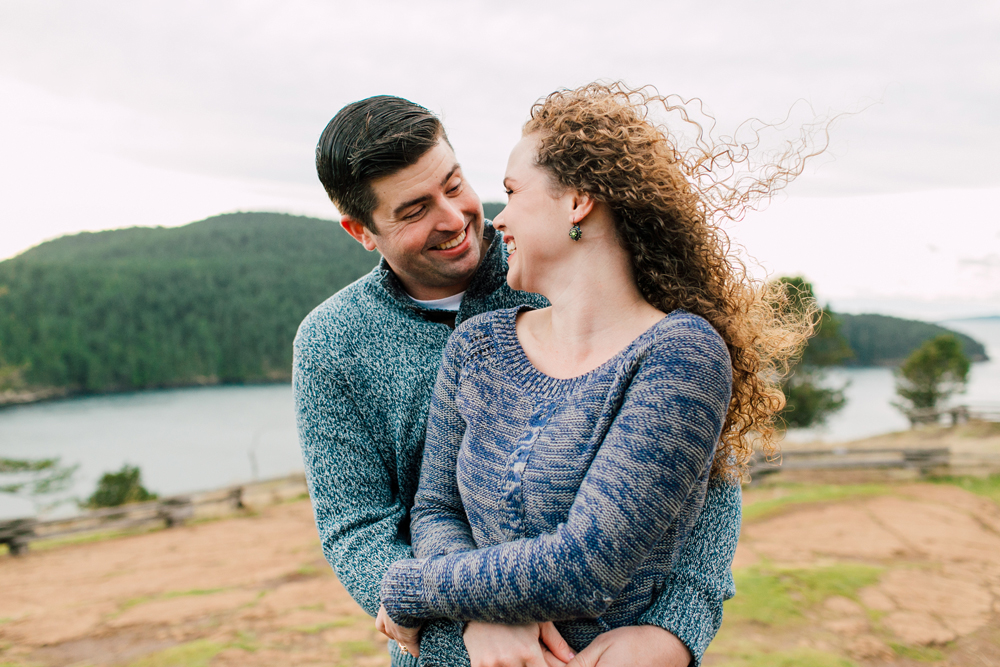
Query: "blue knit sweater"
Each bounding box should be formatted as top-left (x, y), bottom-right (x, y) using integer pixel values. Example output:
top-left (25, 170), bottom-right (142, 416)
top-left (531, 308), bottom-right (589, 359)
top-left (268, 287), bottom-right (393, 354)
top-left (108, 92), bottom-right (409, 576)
top-left (294, 224), bottom-right (741, 666)
top-left (381, 307), bottom-right (732, 651)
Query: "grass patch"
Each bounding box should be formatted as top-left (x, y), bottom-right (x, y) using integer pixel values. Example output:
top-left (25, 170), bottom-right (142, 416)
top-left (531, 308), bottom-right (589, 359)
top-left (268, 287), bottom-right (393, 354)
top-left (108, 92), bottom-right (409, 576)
top-left (125, 640), bottom-right (223, 667)
top-left (231, 630), bottom-right (259, 653)
top-left (713, 648), bottom-right (856, 667)
top-left (337, 640), bottom-right (378, 658)
top-left (726, 563), bottom-right (883, 625)
top-left (727, 568), bottom-right (800, 625)
top-left (890, 643), bottom-right (945, 662)
top-left (161, 588), bottom-right (227, 599)
top-left (28, 524), bottom-right (164, 552)
top-left (931, 474), bottom-right (1000, 505)
top-left (742, 484), bottom-right (890, 522)
top-left (295, 616), bottom-right (362, 634)
top-left (116, 588), bottom-right (230, 615)
top-left (295, 563), bottom-right (322, 577)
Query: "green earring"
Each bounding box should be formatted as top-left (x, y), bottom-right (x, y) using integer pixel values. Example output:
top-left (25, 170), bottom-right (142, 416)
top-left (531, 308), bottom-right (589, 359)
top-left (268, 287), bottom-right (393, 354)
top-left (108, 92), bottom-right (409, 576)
top-left (569, 224), bottom-right (582, 241)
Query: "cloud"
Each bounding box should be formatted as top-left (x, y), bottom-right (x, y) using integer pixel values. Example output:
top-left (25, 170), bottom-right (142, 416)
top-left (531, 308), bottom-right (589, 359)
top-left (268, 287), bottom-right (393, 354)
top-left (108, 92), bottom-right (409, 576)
top-left (0, 0), bottom-right (998, 312)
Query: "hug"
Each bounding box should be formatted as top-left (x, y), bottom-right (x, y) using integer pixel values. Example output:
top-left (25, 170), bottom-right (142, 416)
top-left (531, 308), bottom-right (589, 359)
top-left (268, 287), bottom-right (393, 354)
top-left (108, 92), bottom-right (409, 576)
top-left (295, 83), bottom-right (808, 667)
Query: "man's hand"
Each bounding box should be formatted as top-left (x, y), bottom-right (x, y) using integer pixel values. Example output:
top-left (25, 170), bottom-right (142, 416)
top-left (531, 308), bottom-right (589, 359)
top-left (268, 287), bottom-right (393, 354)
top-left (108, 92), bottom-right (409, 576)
top-left (464, 621), bottom-right (576, 667)
top-left (565, 626), bottom-right (692, 667)
top-left (375, 604), bottom-right (421, 657)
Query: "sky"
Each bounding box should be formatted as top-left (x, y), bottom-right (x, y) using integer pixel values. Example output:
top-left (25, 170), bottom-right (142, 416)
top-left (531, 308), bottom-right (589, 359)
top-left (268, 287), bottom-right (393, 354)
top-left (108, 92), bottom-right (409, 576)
top-left (1, 0), bottom-right (998, 320)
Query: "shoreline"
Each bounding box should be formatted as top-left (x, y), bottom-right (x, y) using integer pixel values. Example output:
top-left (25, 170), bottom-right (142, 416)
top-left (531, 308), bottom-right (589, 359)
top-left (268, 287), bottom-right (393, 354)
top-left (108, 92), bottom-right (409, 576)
top-left (0, 377), bottom-right (293, 411)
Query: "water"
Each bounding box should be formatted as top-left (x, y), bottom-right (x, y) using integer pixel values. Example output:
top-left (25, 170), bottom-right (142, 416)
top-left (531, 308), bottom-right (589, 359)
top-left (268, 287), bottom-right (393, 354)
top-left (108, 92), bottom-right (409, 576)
top-left (0, 384), bottom-right (302, 519)
top-left (786, 318), bottom-right (1000, 443)
top-left (2, 320), bottom-right (998, 519)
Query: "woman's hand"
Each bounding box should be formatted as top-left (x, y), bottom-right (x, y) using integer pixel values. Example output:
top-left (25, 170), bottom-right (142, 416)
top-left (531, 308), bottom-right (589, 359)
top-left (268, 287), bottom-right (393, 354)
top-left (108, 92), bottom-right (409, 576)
top-left (565, 626), bottom-right (692, 667)
top-left (375, 604), bottom-right (421, 657)
top-left (464, 621), bottom-right (576, 667)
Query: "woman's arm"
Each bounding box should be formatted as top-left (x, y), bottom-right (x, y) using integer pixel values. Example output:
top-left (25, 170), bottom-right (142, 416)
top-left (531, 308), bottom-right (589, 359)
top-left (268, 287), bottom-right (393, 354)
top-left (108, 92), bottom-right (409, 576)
top-left (381, 322), bottom-right (732, 627)
top-left (407, 334), bottom-right (479, 561)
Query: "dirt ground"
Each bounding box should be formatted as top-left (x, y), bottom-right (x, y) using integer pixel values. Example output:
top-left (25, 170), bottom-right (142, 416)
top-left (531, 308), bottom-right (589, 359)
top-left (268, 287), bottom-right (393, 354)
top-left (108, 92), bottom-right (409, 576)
top-left (2, 476), bottom-right (1000, 666)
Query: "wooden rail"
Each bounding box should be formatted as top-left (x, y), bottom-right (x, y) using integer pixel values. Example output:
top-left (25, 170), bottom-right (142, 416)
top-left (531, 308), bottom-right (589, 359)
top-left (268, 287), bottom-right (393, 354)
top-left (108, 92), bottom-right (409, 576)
top-left (750, 447), bottom-right (951, 479)
top-left (0, 473), bottom-right (308, 556)
top-left (904, 405), bottom-right (1000, 427)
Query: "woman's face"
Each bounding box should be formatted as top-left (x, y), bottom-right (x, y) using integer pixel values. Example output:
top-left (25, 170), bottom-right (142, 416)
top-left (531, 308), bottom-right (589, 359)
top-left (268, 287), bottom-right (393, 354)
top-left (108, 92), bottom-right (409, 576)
top-left (494, 134), bottom-right (577, 293)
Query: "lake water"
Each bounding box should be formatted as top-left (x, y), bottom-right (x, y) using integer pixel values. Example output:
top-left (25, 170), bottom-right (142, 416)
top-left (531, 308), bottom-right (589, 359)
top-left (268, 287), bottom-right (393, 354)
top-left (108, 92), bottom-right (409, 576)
top-left (2, 319), bottom-right (998, 519)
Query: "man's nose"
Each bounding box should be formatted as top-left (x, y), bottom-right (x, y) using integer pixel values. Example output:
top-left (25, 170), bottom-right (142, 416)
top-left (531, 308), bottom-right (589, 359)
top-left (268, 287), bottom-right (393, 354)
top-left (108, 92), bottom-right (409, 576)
top-left (437, 197), bottom-right (466, 230)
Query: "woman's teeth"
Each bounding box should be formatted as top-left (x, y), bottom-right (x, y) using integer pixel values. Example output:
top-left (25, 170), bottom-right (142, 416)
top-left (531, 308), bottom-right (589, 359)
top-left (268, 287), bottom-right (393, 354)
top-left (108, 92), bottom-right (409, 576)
top-left (506, 239), bottom-right (516, 254)
top-left (434, 228), bottom-right (467, 250)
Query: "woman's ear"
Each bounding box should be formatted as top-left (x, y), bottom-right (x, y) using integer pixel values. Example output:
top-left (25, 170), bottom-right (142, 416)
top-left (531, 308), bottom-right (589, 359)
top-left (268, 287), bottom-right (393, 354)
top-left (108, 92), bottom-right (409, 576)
top-left (570, 192), bottom-right (595, 224)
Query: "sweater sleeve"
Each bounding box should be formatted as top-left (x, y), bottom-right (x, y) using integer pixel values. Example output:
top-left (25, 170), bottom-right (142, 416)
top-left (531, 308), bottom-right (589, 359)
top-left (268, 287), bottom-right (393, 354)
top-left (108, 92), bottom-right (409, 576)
top-left (638, 479), bottom-right (741, 666)
top-left (408, 336), bottom-right (479, 562)
top-left (381, 323), bottom-right (731, 627)
top-left (294, 331), bottom-right (413, 617)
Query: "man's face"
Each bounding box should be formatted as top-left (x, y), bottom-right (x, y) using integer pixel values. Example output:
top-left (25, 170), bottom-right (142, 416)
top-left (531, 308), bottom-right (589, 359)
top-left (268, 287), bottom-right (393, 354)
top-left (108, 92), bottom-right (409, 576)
top-left (344, 140), bottom-right (486, 301)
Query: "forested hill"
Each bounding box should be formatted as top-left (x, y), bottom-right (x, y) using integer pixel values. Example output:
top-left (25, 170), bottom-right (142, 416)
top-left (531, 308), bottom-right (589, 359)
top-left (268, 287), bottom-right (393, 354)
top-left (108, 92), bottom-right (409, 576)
top-left (837, 313), bottom-right (987, 366)
top-left (0, 212), bottom-right (378, 393)
top-left (0, 209), bottom-right (989, 398)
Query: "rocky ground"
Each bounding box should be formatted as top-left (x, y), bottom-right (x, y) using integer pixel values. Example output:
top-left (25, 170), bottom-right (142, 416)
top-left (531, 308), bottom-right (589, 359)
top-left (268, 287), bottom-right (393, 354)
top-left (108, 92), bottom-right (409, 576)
top-left (2, 463), bottom-right (999, 666)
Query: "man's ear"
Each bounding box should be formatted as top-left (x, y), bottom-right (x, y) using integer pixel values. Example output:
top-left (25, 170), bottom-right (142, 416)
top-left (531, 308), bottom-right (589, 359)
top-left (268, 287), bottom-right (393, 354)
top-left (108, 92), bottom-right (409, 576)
top-left (570, 191), bottom-right (595, 224)
top-left (340, 215), bottom-right (379, 252)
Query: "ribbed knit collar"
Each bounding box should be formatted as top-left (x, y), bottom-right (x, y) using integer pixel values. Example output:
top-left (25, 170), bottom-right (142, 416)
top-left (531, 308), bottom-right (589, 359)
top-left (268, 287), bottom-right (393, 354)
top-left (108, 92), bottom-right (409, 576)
top-left (492, 306), bottom-right (671, 397)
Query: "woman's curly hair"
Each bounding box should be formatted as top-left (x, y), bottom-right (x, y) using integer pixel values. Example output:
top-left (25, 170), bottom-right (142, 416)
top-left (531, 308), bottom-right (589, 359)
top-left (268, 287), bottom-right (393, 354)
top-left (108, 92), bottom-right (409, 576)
top-left (524, 82), bottom-right (823, 480)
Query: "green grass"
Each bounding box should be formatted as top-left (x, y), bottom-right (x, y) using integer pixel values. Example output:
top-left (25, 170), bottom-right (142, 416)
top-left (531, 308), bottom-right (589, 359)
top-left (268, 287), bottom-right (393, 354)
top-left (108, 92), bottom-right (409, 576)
top-left (124, 640), bottom-right (223, 667)
top-left (294, 616), bottom-right (363, 634)
top-left (742, 483), bottom-right (891, 522)
top-left (161, 588), bottom-right (227, 599)
top-left (890, 643), bottom-right (946, 662)
top-left (931, 474), bottom-right (1000, 505)
top-left (336, 640), bottom-right (378, 658)
top-left (116, 588), bottom-right (231, 616)
top-left (712, 648), bottom-right (857, 667)
top-left (726, 563), bottom-right (883, 625)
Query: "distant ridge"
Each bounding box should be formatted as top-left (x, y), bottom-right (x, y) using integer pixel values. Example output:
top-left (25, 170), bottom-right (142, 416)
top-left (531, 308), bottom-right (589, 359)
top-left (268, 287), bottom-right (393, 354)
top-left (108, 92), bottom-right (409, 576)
top-left (0, 212), bottom-right (377, 396)
top-left (0, 209), bottom-right (989, 400)
top-left (836, 313), bottom-right (988, 366)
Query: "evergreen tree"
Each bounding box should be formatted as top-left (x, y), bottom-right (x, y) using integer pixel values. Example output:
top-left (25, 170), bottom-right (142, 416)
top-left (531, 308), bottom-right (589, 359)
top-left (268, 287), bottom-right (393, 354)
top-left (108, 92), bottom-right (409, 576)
top-left (84, 464), bottom-right (157, 508)
top-left (775, 277), bottom-right (852, 429)
top-left (894, 335), bottom-right (970, 417)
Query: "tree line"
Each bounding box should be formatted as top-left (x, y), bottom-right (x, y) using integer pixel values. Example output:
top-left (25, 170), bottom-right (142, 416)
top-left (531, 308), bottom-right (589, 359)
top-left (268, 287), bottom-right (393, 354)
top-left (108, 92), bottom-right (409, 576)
top-left (0, 210), bottom-right (986, 401)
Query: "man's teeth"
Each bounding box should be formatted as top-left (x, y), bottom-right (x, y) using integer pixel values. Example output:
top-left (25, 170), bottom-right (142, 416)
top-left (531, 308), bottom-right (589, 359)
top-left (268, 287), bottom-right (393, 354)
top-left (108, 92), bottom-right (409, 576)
top-left (434, 228), bottom-right (466, 250)
top-left (506, 239), bottom-right (516, 254)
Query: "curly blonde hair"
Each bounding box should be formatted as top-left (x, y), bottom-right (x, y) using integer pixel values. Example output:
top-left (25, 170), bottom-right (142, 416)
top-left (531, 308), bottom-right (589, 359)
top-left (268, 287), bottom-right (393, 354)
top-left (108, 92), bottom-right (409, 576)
top-left (524, 82), bottom-right (820, 480)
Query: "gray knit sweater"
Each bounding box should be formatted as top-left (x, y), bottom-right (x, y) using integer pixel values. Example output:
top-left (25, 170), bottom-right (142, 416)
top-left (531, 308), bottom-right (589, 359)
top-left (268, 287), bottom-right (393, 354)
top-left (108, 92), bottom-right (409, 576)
top-left (381, 307), bottom-right (732, 652)
top-left (294, 224), bottom-right (741, 666)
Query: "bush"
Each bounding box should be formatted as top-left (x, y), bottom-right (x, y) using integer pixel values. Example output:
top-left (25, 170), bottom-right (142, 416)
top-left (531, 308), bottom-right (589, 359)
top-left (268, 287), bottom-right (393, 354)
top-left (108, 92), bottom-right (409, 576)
top-left (85, 464), bottom-right (157, 508)
top-left (895, 334), bottom-right (970, 413)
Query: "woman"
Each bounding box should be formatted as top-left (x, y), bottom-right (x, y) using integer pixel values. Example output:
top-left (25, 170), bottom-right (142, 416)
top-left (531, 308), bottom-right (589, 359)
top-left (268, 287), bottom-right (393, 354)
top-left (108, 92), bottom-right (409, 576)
top-left (378, 83), bottom-right (811, 662)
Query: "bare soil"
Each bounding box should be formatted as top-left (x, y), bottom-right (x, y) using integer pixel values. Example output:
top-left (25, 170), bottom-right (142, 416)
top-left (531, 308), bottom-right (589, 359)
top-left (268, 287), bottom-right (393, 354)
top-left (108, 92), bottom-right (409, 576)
top-left (2, 476), bottom-right (999, 666)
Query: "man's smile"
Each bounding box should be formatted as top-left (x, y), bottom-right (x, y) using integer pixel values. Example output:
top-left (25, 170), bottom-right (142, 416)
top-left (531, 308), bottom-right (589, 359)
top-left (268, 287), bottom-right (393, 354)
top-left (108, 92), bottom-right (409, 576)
top-left (431, 224), bottom-right (468, 251)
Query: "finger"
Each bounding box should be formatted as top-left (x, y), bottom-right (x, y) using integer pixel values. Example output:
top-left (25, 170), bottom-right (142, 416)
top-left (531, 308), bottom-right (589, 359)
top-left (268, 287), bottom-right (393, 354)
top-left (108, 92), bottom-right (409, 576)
top-left (544, 651), bottom-right (569, 667)
top-left (564, 641), bottom-right (607, 667)
top-left (401, 638), bottom-right (420, 658)
top-left (539, 622), bottom-right (575, 663)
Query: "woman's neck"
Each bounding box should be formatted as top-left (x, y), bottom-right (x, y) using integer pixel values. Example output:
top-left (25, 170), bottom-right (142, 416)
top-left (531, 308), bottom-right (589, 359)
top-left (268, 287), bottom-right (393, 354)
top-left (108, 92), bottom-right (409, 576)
top-left (516, 225), bottom-right (665, 379)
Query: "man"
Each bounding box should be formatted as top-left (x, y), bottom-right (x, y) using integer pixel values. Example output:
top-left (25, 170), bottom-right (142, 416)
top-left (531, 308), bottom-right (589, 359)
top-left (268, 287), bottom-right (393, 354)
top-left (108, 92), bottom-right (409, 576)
top-left (294, 95), bottom-right (741, 667)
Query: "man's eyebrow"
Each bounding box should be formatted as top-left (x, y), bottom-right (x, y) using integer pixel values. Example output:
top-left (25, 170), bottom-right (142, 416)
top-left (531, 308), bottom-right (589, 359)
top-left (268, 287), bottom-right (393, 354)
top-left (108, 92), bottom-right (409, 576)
top-left (392, 165), bottom-right (461, 218)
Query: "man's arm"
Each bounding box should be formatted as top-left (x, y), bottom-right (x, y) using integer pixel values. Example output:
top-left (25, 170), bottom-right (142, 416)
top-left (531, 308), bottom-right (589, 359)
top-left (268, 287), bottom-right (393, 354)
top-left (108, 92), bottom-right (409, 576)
top-left (631, 478), bottom-right (741, 665)
top-left (294, 331), bottom-right (411, 616)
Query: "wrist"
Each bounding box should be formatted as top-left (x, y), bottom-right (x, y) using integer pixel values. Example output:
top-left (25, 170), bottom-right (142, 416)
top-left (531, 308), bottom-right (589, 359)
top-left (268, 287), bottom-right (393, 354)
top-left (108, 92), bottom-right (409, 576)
top-left (381, 558), bottom-right (431, 628)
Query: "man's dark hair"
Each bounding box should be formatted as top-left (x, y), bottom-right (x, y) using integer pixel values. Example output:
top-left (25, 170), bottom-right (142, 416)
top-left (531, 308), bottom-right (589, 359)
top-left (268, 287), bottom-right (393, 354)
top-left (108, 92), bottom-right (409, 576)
top-left (316, 95), bottom-right (447, 232)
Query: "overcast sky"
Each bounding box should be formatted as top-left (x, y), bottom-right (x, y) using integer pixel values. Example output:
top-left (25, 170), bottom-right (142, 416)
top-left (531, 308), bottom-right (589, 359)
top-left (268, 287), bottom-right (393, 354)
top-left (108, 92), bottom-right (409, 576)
top-left (1, 0), bottom-right (998, 319)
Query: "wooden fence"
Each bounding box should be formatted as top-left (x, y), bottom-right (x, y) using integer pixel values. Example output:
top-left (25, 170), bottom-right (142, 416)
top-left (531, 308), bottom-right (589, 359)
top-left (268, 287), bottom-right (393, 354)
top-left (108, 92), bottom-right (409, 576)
top-left (0, 473), bottom-right (308, 557)
top-left (749, 447), bottom-right (951, 480)
top-left (903, 404), bottom-right (1000, 427)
